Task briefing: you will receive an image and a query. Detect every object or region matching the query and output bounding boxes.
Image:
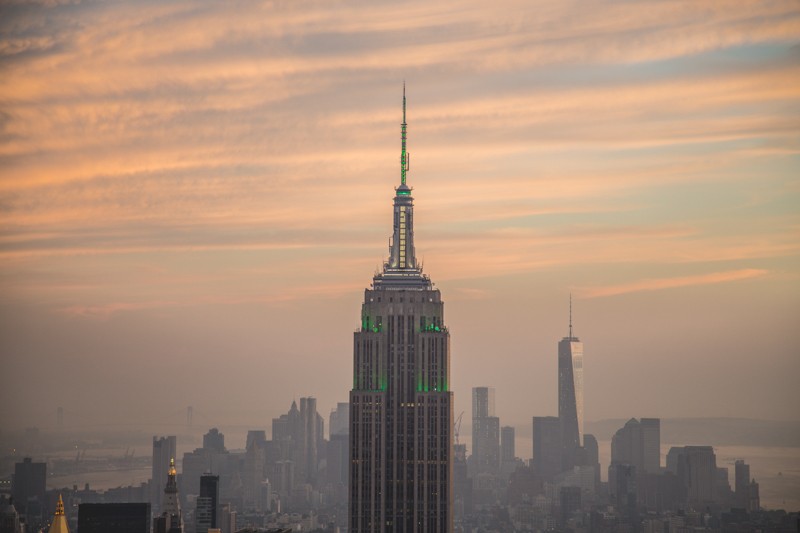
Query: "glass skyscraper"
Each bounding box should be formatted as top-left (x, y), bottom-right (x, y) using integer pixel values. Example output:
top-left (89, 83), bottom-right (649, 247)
top-left (558, 299), bottom-right (583, 470)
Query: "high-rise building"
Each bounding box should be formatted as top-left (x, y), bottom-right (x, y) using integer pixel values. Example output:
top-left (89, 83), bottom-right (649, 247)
top-left (47, 495), bottom-right (69, 533)
top-left (218, 504), bottom-right (235, 533)
top-left (203, 429), bottom-right (225, 453)
top-left (532, 416), bottom-right (561, 481)
top-left (243, 431), bottom-right (267, 510)
top-left (152, 436), bottom-right (177, 514)
top-left (734, 459), bottom-right (750, 505)
top-left (500, 426), bottom-right (515, 465)
top-left (558, 298), bottom-right (583, 470)
top-left (271, 398), bottom-right (324, 493)
top-left (196, 474), bottom-right (219, 533)
top-left (666, 446), bottom-right (717, 508)
top-left (609, 417), bottom-right (660, 488)
top-left (78, 503), bottom-right (151, 533)
top-left (471, 387), bottom-right (500, 475)
top-left (0, 495), bottom-right (23, 533)
top-left (330, 402), bottom-right (350, 437)
top-left (328, 402), bottom-right (350, 494)
top-left (299, 397), bottom-right (323, 485)
top-left (11, 457), bottom-right (46, 519)
top-left (349, 87), bottom-right (453, 532)
top-left (182, 430), bottom-right (231, 499)
top-left (640, 418), bottom-right (661, 474)
top-left (153, 458), bottom-right (183, 533)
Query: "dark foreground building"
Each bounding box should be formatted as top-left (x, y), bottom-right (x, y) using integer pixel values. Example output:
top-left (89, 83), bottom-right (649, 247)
top-left (78, 502), bottom-right (151, 533)
top-left (349, 88), bottom-right (453, 532)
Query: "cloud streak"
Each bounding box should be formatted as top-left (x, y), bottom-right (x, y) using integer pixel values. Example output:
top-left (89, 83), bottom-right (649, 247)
top-left (575, 269), bottom-right (769, 299)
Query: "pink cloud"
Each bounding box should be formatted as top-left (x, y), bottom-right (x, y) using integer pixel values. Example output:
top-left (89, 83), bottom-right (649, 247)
top-left (575, 268), bottom-right (769, 299)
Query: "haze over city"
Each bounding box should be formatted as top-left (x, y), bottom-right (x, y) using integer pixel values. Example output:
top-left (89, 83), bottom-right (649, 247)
top-left (1, 0), bottom-right (798, 438)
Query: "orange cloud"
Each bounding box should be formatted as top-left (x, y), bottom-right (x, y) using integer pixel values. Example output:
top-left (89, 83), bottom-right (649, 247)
top-left (575, 269), bottom-right (769, 299)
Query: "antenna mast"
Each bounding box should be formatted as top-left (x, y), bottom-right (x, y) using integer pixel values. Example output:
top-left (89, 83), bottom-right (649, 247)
top-left (569, 293), bottom-right (573, 339)
top-left (400, 83), bottom-right (410, 185)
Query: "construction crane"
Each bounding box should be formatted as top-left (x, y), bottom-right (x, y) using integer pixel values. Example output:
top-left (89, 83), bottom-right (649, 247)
top-left (454, 411), bottom-right (465, 446)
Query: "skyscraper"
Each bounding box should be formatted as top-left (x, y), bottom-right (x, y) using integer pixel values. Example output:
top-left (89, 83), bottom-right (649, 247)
top-left (47, 495), bottom-right (69, 533)
top-left (500, 426), bottom-right (515, 466)
top-left (471, 387), bottom-right (500, 475)
top-left (349, 88), bottom-right (453, 532)
top-left (153, 458), bottom-right (183, 533)
top-left (640, 418), bottom-right (661, 474)
top-left (152, 436), bottom-right (177, 515)
top-left (558, 297), bottom-right (583, 470)
top-left (531, 416), bottom-right (561, 481)
top-left (11, 457), bottom-right (46, 519)
top-left (196, 474), bottom-right (219, 533)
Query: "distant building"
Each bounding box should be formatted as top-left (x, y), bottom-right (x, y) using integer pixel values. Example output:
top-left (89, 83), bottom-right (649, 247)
top-left (299, 397), bottom-right (323, 485)
top-left (609, 418), bottom-right (661, 485)
top-left (0, 495), bottom-right (23, 533)
top-left (203, 429), bottom-right (226, 453)
top-left (152, 436), bottom-right (177, 514)
top-left (326, 433), bottom-right (348, 492)
top-left (559, 486), bottom-right (582, 527)
top-left (153, 458), bottom-right (183, 533)
top-left (640, 418), bottom-right (661, 473)
top-left (501, 426), bottom-right (516, 465)
top-left (472, 387), bottom-right (500, 475)
top-left (182, 429), bottom-right (231, 499)
top-left (271, 398), bottom-right (324, 491)
top-left (734, 459), bottom-right (760, 511)
top-left (453, 443), bottom-right (472, 520)
top-left (78, 502), bottom-right (151, 533)
top-left (581, 434), bottom-right (601, 488)
top-left (243, 431), bottom-right (267, 510)
top-left (532, 416), bottom-right (561, 481)
top-left (12, 457), bottom-right (46, 523)
top-left (667, 445), bottom-right (717, 508)
top-left (558, 299), bottom-right (583, 471)
top-left (196, 474), bottom-right (219, 533)
top-left (219, 503), bottom-right (236, 533)
top-left (47, 495), bottom-right (69, 533)
top-left (329, 402), bottom-right (349, 437)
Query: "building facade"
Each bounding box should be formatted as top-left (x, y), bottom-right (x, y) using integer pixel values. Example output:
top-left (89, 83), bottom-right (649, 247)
top-left (471, 387), bottom-right (500, 475)
top-left (152, 436), bottom-right (177, 515)
top-left (558, 299), bottom-right (583, 471)
top-left (153, 458), bottom-right (183, 533)
top-left (349, 88), bottom-right (453, 532)
top-left (78, 503), bottom-right (150, 533)
top-left (196, 474), bottom-right (219, 533)
top-left (532, 416), bottom-right (562, 481)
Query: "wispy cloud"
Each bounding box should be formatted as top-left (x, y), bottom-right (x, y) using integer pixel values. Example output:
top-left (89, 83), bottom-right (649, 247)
top-left (575, 269), bottom-right (769, 299)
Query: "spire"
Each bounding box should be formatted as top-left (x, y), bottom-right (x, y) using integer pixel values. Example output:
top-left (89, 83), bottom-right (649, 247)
top-left (569, 293), bottom-right (573, 339)
top-left (400, 82), bottom-right (409, 186)
top-left (372, 86), bottom-right (431, 290)
top-left (48, 494), bottom-right (69, 533)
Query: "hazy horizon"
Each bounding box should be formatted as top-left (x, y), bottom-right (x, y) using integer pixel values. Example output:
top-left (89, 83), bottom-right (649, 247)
top-left (1, 1), bottom-right (798, 433)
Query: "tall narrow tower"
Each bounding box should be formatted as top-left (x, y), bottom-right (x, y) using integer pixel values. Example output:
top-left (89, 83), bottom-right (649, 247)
top-left (349, 88), bottom-right (453, 533)
top-left (558, 296), bottom-right (584, 471)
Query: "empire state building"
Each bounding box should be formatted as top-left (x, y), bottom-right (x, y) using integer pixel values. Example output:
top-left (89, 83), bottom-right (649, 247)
top-left (349, 89), bottom-right (454, 533)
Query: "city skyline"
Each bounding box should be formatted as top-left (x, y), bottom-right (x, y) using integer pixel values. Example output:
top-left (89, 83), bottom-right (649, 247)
top-left (1, 0), bottom-right (799, 432)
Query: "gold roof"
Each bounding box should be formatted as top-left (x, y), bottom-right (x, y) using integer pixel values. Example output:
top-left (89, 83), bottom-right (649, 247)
top-left (49, 494), bottom-right (69, 533)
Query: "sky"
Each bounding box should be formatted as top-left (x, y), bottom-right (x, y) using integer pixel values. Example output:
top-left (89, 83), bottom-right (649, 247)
top-left (1, 0), bottom-right (799, 435)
